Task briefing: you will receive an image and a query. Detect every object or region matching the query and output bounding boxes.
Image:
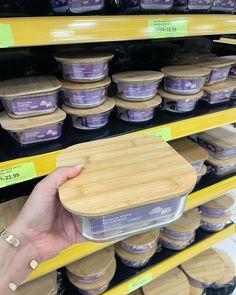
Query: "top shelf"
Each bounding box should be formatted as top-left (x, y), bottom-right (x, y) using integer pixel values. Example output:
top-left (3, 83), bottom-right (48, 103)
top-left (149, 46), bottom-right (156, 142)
top-left (1, 15), bottom-right (236, 47)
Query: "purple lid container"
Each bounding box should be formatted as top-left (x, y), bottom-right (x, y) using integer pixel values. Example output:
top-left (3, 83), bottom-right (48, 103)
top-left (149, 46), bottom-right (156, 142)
top-left (51, 0), bottom-right (105, 14)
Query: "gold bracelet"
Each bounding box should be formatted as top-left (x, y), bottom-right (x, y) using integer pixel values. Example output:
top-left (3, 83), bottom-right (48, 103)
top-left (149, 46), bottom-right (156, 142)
top-left (0, 229), bottom-right (20, 248)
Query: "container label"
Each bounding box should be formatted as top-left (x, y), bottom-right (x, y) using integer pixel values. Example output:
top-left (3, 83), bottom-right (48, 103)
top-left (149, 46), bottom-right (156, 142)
top-left (145, 127), bottom-right (171, 141)
top-left (0, 24), bottom-right (14, 48)
top-left (0, 162), bottom-right (37, 188)
top-left (128, 273), bottom-right (153, 292)
top-left (148, 19), bottom-right (188, 38)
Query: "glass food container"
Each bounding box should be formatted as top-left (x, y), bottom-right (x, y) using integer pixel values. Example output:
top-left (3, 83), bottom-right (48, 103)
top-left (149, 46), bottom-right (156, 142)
top-left (211, 0), bottom-right (236, 13)
top-left (205, 155), bottom-right (236, 176)
top-left (196, 164), bottom-right (207, 183)
top-left (51, 0), bottom-right (105, 14)
top-left (200, 212), bottom-right (232, 232)
top-left (173, 0), bottom-right (212, 11)
top-left (121, 0), bottom-right (174, 12)
top-left (159, 232), bottom-right (195, 250)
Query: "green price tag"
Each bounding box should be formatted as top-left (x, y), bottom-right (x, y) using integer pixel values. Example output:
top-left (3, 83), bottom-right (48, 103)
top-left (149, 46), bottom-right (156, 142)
top-left (128, 273), bottom-right (153, 292)
top-left (0, 162), bottom-right (37, 188)
top-left (146, 127), bottom-right (171, 141)
top-left (148, 19), bottom-right (188, 38)
top-left (0, 24), bottom-right (14, 48)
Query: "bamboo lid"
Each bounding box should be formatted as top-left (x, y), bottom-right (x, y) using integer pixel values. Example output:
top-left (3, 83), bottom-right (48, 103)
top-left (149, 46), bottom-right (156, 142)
top-left (189, 285), bottom-right (203, 295)
top-left (57, 134), bottom-right (197, 217)
top-left (122, 230), bottom-right (160, 247)
top-left (62, 77), bottom-right (111, 90)
top-left (207, 154), bottom-right (236, 166)
top-left (115, 244), bottom-right (157, 261)
top-left (201, 211), bottom-right (232, 224)
top-left (66, 246), bottom-right (114, 277)
top-left (214, 249), bottom-right (235, 284)
top-left (165, 210), bottom-right (201, 232)
top-left (142, 267), bottom-right (190, 295)
top-left (112, 71), bottom-right (164, 83)
top-left (198, 126), bottom-right (236, 148)
top-left (0, 196), bottom-right (27, 229)
top-left (195, 57), bottom-right (235, 69)
top-left (197, 165), bottom-right (207, 177)
top-left (160, 65), bottom-right (211, 77)
top-left (181, 248), bottom-right (225, 284)
top-left (202, 193), bottom-right (234, 209)
top-left (0, 108), bottom-right (66, 131)
top-left (130, 289), bottom-right (143, 295)
top-left (16, 271), bottom-right (57, 295)
top-left (67, 259), bottom-right (116, 290)
top-left (115, 96), bottom-right (162, 110)
top-left (0, 76), bottom-right (61, 98)
top-left (203, 80), bottom-right (236, 92)
top-left (62, 97), bottom-right (115, 116)
top-left (160, 232), bottom-right (194, 244)
top-left (170, 138), bottom-right (209, 164)
top-left (157, 88), bottom-right (204, 101)
top-left (54, 52), bottom-right (114, 64)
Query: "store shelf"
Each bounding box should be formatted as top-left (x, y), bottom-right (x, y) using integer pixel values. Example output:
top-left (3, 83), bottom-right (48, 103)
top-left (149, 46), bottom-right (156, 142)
top-left (1, 15), bottom-right (236, 47)
top-left (1, 102), bottom-right (236, 189)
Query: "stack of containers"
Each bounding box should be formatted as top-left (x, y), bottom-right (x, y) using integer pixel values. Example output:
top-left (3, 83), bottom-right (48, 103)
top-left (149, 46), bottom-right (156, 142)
top-left (66, 246), bottom-right (116, 295)
top-left (0, 76), bottom-right (66, 146)
top-left (54, 52), bottom-right (116, 130)
top-left (160, 210), bottom-right (201, 251)
top-left (115, 231), bottom-right (160, 268)
top-left (112, 71), bottom-right (163, 123)
top-left (197, 125), bottom-right (236, 177)
top-left (220, 55), bottom-right (236, 99)
top-left (199, 193), bottom-right (234, 232)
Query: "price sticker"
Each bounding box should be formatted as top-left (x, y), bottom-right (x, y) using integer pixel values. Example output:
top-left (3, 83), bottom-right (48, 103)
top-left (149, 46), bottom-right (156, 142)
top-left (148, 19), bottom-right (188, 38)
top-left (0, 24), bottom-right (14, 48)
top-left (128, 273), bottom-right (153, 292)
top-left (0, 162), bottom-right (37, 188)
top-left (145, 127), bottom-right (171, 141)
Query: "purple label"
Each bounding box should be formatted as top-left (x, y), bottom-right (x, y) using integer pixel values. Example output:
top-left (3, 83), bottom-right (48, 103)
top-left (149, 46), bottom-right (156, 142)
top-left (165, 77), bottom-right (204, 94)
top-left (202, 89), bottom-right (233, 104)
top-left (71, 112), bottom-right (109, 130)
top-left (64, 88), bottom-right (105, 107)
top-left (212, 0), bottom-right (236, 9)
top-left (141, 0), bottom-right (173, 8)
top-left (205, 66), bottom-right (230, 84)
top-left (163, 228), bottom-right (195, 240)
top-left (51, 0), bottom-right (104, 12)
top-left (159, 236), bottom-right (194, 250)
top-left (118, 256), bottom-right (151, 268)
top-left (128, 108), bottom-right (154, 122)
top-left (188, 0), bottom-right (211, 7)
top-left (163, 98), bottom-right (197, 113)
top-left (117, 82), bottom-right (157, 100)
top-left (200, 222), bottom-right (226, 232)
top-left (121, 240), bottom-right (157, 253)
top-left (199, 206), bottom-right (227, 217)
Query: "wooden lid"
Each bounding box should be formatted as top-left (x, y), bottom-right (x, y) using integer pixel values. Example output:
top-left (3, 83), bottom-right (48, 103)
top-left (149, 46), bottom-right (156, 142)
top-left (0, 76), bottom-right (61, 98)
top-left (207, 154), bottom-right (236, 166)
top-left (16, 271), bottom-right (57, 295)
top-left (112, 71), bottom-right (164, 83)
top-left (165, 210), bottom-right (201, 232)
top-left (170, 138), bottom-right (209, 164)
top-left (0, 196), bottom-right (27, 229)
top-left (66, 246), bottom-right (114, 277)
top-left (215, 249), bottom-right (235, 284)
top-left (160, 65), bottom-right (211, 77)
top-left (181, 248), bottom-right (225, 284)
top-left (201, 211), bottom-right (232, 224)
top-left (54, 52), bottom-right (114, 64)
top-left (115, 244), bottom-right (157, 261)
top-left (142, 267), bottom-right (190, 295)
top-left (157, 88), bottom-right (204, 100)
top-left (202, 193), bottom-right (234, 209)
top-left (115, 96), bottom-right (162, 110)
top-left (160, 232), bottom-right (194, 244)
top-left (130, 289), bottom-right (143, 295)
top-left (122, 230), bottom-right (160, 247)
top-left (57, 134), bottom-right (197, 217)
top-left (203, 80), bottom-right (236, 93)
top-left (195, 57), bottom-right (235, 69)
top-left (189, 285), bottom-right (203, 295)
top-left (198, 126), bottom-right (236, 148)
top-left (197, 164), bottom-right (207, 177)
top-left (62, 77), bottom-right (111, 90)
top-left (0, 108), bottom-right (66, 131)
top-left (67, 259), bottom-right (116, 290)
top-left (62, 97), bottom-right (115, 116)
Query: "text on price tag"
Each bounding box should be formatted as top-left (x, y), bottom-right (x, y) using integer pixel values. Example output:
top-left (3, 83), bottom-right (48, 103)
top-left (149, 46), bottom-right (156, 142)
top-left (148, 19), bottom-right (188, 38)
top-left (128, 273), bottom-right (153, 292)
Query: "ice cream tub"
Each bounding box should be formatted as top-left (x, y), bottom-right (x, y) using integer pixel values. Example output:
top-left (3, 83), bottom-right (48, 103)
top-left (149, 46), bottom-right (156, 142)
top-left (0, 76), bottom-right (61, 118)
top-left (0, 108), bottom-right (66, 146)
top-left (112, 71), bottom-right (164, 101)
top-left (115, 244), bottom-right (157, 268)
top-left (199, 193), bottom-right (234, 217)
top-left (142, 267), bottom-right (190, 295)
top-left (163, 210), bottom-right (201, 240)
top-left (206, 155), bottom-right (236, 176)
top-left (61, 77), bottom-right (111, 108)
top-left (170, 137), bottom-right (208, 172)
top-left (62, 97), bottom-right (115, 130)
top-left (51, 0), bottom-right (105, 14)
top-left (67, 259), bottom-right (116, 295)
top-left (201, 80), bottom-right (236, 104)
top-left (122, 0), bottom-right (173, 12)
top-left (173, 0), bottom-right (212, 11)
top-left (200, 211), bottom-right (231, 232)
top-left (159, 232), bottom-right (195, 250)
top-left (57, 134), bottom-right (197, 242)
top-left (197, 126), bottom-right (236, 159)
top-left (161, 65), bottom-right (210, 94)
top-left (211, 0), bottom-right (236, 12)
top-left (66, 246), bottom-right (115, 283)
top-left (121, 230), bottom-right (160, 253)
top-left (54, 52), bottom-right (114, 82)
top-left (115, 96), bottom-right (162, 123)
top-left (196, 164), bottom-right (207, 183)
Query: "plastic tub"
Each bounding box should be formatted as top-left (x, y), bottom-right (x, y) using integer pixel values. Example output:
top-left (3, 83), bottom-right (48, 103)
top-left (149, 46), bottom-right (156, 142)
top-left (112, 71), bottom-right (164, 101)
top-left (202, 80), bottom-right (236, 105)
top-left (57, 134), bottom-right (197, 242)
top-left (0, 108), bottom-right (66, 146)
top-left (211, 0), bottom-right (236, 12)
top-left (51, 0), bottom-right (105, 14)
top-left (173, 0), bottom-right (212, 11)
top-left (159, 232), bottom-right (195, 250)
top-left (196, 164), bottom-right (207, 183)
top-left (62, 98), bottom-right (115, 130)
top-left (115, 96), bottom-right (162, 123)
top-left (61, 77), bottom-right (111, 108)
top-left (54, 52), bottom-right (114, 82)
top-left (0, 76), bottom-right (61, 118)
top-left (200, 212), bottom-right (231, 232)
top-left (161, 65), bottom-right (210, 95)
